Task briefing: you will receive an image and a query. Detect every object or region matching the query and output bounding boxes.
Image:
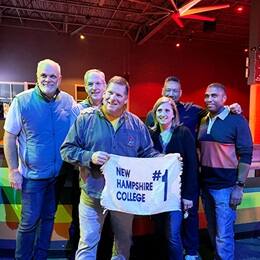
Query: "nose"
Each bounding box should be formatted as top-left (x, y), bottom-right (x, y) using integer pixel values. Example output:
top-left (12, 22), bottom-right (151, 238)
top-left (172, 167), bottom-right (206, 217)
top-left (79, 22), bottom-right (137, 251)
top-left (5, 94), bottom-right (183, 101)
top-left (207, 96), bottom-right (213, 102)
top-left (159, 110), bottom-right (166, 116)
top-left (44, 75), bottom-right (56, 82)
top-left (109, 93), bottom-right (117, 100)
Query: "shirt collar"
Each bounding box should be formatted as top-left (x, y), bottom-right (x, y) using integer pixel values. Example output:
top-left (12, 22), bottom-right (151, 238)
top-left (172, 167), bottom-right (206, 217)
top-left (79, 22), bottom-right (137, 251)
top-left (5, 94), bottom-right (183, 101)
top-left (99, 107), bottom-right (127, 122)
top-left (207, 106), bottom-right (229, 120)
top-left (35, 84), bottom-right (60, 102)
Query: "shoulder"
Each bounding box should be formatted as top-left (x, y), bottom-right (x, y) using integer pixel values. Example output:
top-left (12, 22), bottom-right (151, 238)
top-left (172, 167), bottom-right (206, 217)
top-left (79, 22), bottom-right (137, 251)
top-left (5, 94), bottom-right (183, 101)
top-left (124, 111), bottom-right (151, 131)
top-left (59, 91), bottom-right (75, 102)
top-left (125, 111), bottom-right (144, 125)
top-left (71, 99), bottom-right (91, 117)
top-left (226, 113), bottom-right (249, 125)
top-left (11, 89), bottom-right (36, 110)
top-left (146, 110), bottom-right (153, 117)
top-left (15, 88), bottom-right (34, 100)
top-left (145, 110), bottom-right (154, 127)
top-left (79, 99), bottom-right (91, 108)
top-left (80, 106), bottom-right (99, 116)
top-left (76, 108), bottom-right (102, 126)
top-left (182, 102), bottom-right (203, 112)
top-left (73, 110), bottom-right (97, 129)
top-left (175, 124), bottom-right (192, 136)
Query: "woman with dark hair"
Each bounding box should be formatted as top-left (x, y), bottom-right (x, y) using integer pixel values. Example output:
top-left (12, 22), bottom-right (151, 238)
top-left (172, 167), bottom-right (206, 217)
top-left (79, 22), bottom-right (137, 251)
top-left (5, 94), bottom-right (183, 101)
top-left (149, 97), bottom-right (198, 260)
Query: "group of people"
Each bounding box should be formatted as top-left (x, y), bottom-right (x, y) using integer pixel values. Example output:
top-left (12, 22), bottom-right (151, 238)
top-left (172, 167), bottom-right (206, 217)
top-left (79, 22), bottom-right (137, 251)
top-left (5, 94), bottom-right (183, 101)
top-left (3, 58), bottom-right (253, 260)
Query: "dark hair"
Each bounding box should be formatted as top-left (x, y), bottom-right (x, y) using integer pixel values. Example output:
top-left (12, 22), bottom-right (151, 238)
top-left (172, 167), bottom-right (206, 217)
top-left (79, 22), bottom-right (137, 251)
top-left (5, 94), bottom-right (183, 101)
top-left (164, 76), bottom-right (181, 85)
top-left (207, 82), bottom-right (226, 94)
top-left (108, 76), bottom-right (129, 95)
top-left (152, 97), bottom-right (180, 130)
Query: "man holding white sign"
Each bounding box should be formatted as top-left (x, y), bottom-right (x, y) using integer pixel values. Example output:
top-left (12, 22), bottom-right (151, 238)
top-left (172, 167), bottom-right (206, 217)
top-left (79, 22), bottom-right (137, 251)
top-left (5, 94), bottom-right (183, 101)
top-left (61, 76), bottom-right (162, 260)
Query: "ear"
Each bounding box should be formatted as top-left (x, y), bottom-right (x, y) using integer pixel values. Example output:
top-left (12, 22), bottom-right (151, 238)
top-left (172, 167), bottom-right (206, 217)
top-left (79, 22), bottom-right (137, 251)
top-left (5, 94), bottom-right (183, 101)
top-left (124, 98), bottom-right (128, 105)
top-left (58, 75), bottom-right (62, 86)
top-left (161, 87), bottom-right (165, 96)
top-left (223, 94), bottom-right (227, 103)
top-left (179, 89), bottom-right (183, 98)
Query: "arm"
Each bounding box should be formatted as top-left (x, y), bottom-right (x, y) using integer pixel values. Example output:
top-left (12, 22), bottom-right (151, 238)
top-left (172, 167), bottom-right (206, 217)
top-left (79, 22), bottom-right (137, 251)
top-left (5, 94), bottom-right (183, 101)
top-left (180, 127), bottom-right (198, 208)
top-left (183, 102), bottom-right (193, 111)
top-left (230, 116), bottom-right (253, 208)
top-left (4, 131), bottom-right (23, 190)
top-left (61, 115), bottom-right (94, 167)
top-left (230, 162), bottom-right (250, 209)
top-left (3, 97), bottom-right (23, 190)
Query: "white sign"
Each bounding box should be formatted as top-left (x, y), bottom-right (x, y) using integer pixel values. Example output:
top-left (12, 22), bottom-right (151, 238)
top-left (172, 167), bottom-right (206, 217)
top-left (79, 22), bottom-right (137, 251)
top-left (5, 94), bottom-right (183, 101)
top-left (101, 153), bottom-right (182, 215)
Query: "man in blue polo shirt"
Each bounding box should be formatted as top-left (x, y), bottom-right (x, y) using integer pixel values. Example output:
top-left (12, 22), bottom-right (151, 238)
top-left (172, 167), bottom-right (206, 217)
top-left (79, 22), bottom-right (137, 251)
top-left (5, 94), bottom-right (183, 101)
top-left (198, 83), bottom-right (253, 260)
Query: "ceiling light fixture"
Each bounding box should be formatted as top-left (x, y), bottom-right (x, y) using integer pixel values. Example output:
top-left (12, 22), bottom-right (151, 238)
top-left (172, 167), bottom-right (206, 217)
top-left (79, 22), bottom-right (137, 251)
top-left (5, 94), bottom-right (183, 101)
top-left (80, 34), bottom-right (85, 40)
top-left (236, 6), bottom-right (244, 13)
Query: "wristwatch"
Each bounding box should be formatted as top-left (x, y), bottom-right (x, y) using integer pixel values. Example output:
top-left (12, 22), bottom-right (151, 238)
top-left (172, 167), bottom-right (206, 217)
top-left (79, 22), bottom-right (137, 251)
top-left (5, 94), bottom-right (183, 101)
top-left (236, 180), bottom-right (245, 188)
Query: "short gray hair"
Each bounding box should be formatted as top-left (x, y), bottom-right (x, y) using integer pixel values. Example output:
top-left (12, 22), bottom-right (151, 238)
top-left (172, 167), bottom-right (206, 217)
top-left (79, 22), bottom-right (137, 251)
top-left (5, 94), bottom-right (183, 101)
top-left (37, 59), bottom-right (61, 75)
top-left (84, 69), bottom-right (106, 84)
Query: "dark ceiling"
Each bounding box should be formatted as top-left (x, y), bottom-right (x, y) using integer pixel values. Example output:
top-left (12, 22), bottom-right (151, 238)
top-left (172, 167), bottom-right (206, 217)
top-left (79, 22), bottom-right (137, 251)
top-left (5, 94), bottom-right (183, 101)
top-left (0, 0), bottom-right (251, 46)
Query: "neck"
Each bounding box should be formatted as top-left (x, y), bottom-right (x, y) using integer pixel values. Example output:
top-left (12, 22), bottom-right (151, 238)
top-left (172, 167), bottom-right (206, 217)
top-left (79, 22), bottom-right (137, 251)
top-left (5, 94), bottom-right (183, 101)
top-left (210, 106), bottom-right (225, 117)
top-left (46, 92), bottom-right (56, 99)
top-left (160, 122), bottom-right (172, 132)
top-left (102, 106), bottom-right (122, 121)
top-left (38, 85), bottom-right (58, 100)
top-left (90, 98), bottom-right (102, 107)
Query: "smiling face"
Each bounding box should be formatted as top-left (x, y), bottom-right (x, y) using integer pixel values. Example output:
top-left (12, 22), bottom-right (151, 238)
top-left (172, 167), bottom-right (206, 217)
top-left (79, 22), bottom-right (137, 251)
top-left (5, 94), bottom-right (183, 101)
top-left (162, 80), bottom-right (182, 102)
top-left (103, 82), bottom-right (128, 119)
top-left (155, 102), bottom-right (175, 130)
top-left (37, 60), bottom-right (61, 98)
top-left (205, 85), bottom-right (227, 116)
top-left (84, 71), bottom-right (106, 106)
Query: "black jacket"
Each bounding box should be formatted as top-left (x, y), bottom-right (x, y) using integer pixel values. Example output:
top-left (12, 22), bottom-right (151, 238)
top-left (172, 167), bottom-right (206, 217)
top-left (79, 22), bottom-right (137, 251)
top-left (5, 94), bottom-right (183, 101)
top-left (149, 125), bottom-right (198, 200)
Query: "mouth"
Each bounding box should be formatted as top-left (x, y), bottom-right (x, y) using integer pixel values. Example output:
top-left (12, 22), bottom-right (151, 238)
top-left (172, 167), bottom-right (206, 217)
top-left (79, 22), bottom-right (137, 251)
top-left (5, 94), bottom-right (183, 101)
top-left (107, 101), bottom-right (118, 107)
top-left (206, 104), bottom-right (215, 109)
top-left (158, 117), bottom-right (169, 122)
top-left (91, 90), bottom-right (101, 95)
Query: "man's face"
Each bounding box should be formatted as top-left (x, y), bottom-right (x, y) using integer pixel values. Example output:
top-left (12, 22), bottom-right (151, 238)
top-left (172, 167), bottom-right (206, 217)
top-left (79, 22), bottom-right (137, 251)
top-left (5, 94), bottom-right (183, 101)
top-left (204, 86), bottom-right (227, 115)
top-left (85, 72), bottom-right (106, 105)
top-left (162, 81), bottom-right (182, 102)
top-left (103, 82), bottom-right (128, 117)
top-left (37, 63), bottom-right (61, 98)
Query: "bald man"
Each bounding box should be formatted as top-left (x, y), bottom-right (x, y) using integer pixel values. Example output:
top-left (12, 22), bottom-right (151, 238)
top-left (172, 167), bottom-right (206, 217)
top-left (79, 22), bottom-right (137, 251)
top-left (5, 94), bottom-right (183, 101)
top-left (4, 59), bottom-right (75, 260)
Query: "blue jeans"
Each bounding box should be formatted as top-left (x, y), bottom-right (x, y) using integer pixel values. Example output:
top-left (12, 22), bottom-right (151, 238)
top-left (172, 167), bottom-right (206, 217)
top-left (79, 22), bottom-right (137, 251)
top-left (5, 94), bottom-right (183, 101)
top-left (201, 187), bottom-right (236, 260)
top-left (182, 191), bottom-right (199, 256)
top-left (153, 211), bottom-right (183, 260)
top-left (15, 177), bottom-right (56, 260)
